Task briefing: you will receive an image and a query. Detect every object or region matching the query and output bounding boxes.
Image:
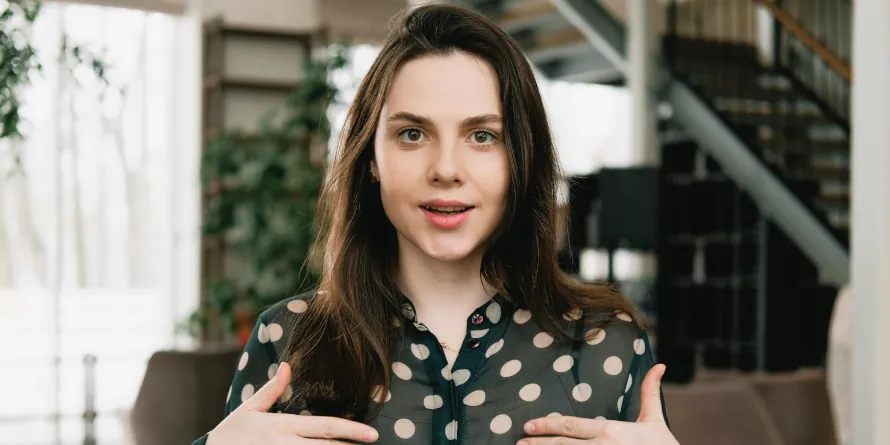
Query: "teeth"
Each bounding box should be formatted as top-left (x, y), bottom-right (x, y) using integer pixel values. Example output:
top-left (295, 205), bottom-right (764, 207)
top-left (424, 206), bottom-right (470, 212)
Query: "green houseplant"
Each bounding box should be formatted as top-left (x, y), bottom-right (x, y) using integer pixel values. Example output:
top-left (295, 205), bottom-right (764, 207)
top-left (0, 0), bottom-right (41, 145)
top-left (191, 46), bottom-right (348, 344)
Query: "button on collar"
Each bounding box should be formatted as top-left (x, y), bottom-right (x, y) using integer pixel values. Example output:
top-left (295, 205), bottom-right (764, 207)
top-left (471, 313), bottom-right (484, 325)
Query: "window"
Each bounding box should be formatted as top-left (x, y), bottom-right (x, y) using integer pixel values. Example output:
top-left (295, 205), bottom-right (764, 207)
top-left (0, 3), bottom-right (195, 444)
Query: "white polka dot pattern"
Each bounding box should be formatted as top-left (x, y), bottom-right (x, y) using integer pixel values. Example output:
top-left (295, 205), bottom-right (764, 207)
top-left (401, 303), bottom-right (415, 320)
top-left (452, 369), bottom-right (471, 386)
top-left (411, 343), bottom-right (430, 360)
top-left (257, 324), bottom-right (270, 343)
top-left (604, 356), bottom-right (623, 375)
top-left (445, 420), bottom-right (458, 440)
top-left (519, 383), bottom-right (541, 401)
top-left (634, 338), bottom-right (646, 355)
top-left (486, 339), bottom-right (504, 357)
top-left (240, 384), bottom-right (255, 402)
top-left (227, 294), bottom-right (664, 444)
top-left (424, 394), bottom-right (443, 409)
top-left (463, 390), bottom-right (485, 406)
top-left (500, 360), bottom-right (521, 377)
top-left (486, 302), bottom-right (502, 324)
top-left (533, 332), bottom-right (554, 348)
top-left (280, 385), bottom-right (294, 403)
top-left (553, 355), bottom-right (574, 373)
top-left (563, 308), bottom-right (583, 321)
top-left (372, 385), bottom-right (390, 404)
top-left (572, 383), bottom-right (592, 402)
top-left (490, 414), bottom-right (512, 434)
top-left (586, 328), bottom-right (606, 345)
top-left (287, 299), bottom-right (308, 313)
top-left (513, 309), bottom-right (532, 324)
top-left (394, 419), bottom-right (415, 439)
top-left (299, 410), bottom-right (312, 416)
top-left (470, 329), bottom-right (489, 338)
top-left (267, 323), bottom-right (283, 342)
top-left (393, 362), bottom-right (412, 380)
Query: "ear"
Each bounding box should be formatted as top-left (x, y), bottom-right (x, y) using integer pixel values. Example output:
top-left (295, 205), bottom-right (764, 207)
top-left (370, 160), bottom-right (379, 178)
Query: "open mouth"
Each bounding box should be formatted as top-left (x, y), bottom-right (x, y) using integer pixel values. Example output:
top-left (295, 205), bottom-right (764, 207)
top-left (420, 205), bottom-right (474, 215)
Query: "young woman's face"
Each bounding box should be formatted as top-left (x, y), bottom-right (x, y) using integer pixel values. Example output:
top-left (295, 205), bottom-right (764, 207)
top-left (372, 52), bottom-right (509, 263)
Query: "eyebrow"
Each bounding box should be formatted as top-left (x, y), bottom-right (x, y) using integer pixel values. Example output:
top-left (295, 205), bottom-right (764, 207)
top-left (387, 112), bottom-right (502, 128)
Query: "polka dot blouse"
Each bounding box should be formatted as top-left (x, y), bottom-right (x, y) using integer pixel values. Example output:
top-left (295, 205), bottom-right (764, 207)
top-left (192, 293), bottom-right (668, 444)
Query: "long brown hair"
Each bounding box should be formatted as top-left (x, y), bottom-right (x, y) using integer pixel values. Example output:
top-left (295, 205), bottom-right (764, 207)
top-left (282, 3), bottom-right (639, 421)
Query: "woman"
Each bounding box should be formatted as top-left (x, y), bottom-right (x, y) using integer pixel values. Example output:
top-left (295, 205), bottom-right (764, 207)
top-left (194, 4), bottom-right (678, 445)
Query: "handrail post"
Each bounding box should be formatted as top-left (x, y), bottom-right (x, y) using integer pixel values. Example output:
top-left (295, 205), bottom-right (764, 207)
top-left (83, 355), bottom-right (97, 445)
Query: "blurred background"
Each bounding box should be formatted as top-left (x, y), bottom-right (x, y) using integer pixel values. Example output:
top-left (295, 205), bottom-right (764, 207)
top-left (0, 0), bottom-right (886, 444)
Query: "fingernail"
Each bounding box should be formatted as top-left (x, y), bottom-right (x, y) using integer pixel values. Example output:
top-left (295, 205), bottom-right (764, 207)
top-left (365, 429), bottom-right (378, 441)
top-left (524, 422), bottom-right (536, 433)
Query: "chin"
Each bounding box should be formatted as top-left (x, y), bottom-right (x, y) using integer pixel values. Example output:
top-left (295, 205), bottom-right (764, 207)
top-left (420, 239), bottom-right (480, 263)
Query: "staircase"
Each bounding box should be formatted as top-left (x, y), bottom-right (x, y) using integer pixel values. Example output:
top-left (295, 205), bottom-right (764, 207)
top-left (460, 0), bottom-right (852, 376)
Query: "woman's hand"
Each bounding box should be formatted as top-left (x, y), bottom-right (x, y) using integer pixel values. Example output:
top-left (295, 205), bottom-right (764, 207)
top-left (207, 362), bottom-right (379, 445)
top-left (517, 364), bottom-right (678, 445)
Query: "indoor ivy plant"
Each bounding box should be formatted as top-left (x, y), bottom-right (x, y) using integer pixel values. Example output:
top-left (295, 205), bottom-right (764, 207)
top-left (190, 46), bottom-right (348, 345)
top-left (0, 0), bottom-right (41, 145)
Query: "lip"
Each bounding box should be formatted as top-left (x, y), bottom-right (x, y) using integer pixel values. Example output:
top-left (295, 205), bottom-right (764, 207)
top-left (419, 199), bottom-right (474, 230)
top-left (421, 207), bottom-right (473, 229)
top-left (421, 199), bottom-right (472, 208)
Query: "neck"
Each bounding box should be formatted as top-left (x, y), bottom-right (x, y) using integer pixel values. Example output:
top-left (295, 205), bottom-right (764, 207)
top-left (395, 238), bottom-right (494, 322)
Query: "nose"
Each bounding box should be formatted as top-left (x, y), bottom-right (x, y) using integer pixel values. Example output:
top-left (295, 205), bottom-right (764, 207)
top-left (428, 140), bottom-right (463, 186)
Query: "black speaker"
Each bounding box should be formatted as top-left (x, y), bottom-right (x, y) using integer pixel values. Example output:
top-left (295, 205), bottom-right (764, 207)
top-left (566, 173), bottom-right (599, 250)
top-left (598, 167), bottom-right (660, 251)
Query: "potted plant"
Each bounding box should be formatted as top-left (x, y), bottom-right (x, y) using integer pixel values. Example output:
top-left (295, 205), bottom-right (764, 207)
top-left (187, 46), bottom-right (347, 346)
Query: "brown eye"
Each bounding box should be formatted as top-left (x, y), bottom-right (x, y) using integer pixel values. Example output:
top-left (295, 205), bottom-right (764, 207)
top-left (472, 131), bottom-right (496, 145)
top-left (398, 128), bottom-right (426, 143)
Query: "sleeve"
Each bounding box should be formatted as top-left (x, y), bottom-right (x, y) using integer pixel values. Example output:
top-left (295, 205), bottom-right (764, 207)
top-left (618, 330), bottom-right (670, 427)
top-left (191, 313), bottom-right (284, 444)
top-left (224, 312), bottom-right (283, 415)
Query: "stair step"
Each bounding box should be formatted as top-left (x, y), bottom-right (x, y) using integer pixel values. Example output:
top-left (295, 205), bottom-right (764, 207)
top-left (760, 139), bottom-right (849, 154)
top-left (719, 105), bottom-right (829, 127)
top-left (665, 37), bottom-right (759, 62)
top-left (697, 83), bottom-right (801, 103)
top-left (784, 165), bottom-right (850, 181)
top-left (815, 191), bottom-right (850, 206)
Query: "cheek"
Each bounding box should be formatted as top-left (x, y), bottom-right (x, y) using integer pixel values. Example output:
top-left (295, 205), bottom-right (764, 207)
top-left (482, 153), bottom-right (510, 207)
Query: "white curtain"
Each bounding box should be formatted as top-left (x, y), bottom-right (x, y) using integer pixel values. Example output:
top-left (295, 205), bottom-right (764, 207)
top-left (0, 3), bottom-right (191, 444)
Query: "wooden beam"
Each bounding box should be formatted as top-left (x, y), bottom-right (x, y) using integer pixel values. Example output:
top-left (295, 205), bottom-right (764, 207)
top-left (753, 0), bottom-right (852, 82)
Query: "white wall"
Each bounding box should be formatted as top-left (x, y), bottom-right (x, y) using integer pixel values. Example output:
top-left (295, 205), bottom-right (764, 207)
top-left (201, 0), bottom-right (320, 30)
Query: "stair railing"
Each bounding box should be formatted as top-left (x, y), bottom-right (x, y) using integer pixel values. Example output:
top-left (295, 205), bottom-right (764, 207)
top-left (760, 0), bottom-right (852, 124)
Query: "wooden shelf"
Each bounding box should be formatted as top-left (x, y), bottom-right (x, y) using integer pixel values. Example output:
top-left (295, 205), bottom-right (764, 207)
top-left (204, 74), bottom-right (300, 92)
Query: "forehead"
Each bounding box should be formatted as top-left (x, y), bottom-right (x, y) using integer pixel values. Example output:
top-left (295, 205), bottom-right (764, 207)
top-left (383, 52), bottom-right (501, 119)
